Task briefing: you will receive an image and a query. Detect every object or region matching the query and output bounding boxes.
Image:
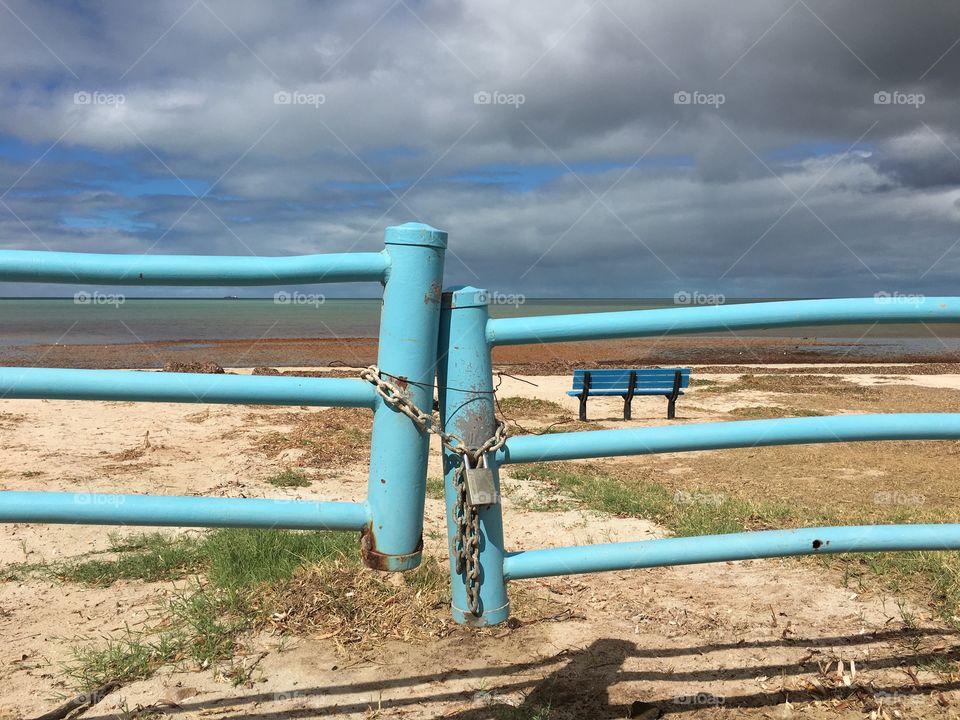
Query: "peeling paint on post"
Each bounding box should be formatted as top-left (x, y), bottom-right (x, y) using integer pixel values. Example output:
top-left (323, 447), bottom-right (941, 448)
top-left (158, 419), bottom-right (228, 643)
top-left (363, 223), bottom-right (447, 571)
top-left (437, 286), bottom-right (510, 625)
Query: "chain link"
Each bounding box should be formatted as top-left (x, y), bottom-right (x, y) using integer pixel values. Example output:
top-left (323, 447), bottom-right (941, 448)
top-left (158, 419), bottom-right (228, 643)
top-left (359, 365), bottom-right (507, 459)
top-left (452, 463), bottom-right (482, 614)
top-left (360, 364), bottom-right (506, 617)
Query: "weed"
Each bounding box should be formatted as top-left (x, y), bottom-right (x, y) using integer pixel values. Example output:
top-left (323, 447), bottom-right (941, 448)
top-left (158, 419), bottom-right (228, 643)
top-left (265, 469), bottom-right (312, 488)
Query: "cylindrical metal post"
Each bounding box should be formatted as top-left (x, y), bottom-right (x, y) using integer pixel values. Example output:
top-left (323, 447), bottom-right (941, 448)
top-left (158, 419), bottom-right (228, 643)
top-left (362, 223), bottom-right (447, 571)
top-left (437, 286), bottom-right (510, 625)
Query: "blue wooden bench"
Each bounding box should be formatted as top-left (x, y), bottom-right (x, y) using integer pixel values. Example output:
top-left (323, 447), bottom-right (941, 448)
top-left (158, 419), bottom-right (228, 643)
top-left (568, 368), bottom-right (691, 421)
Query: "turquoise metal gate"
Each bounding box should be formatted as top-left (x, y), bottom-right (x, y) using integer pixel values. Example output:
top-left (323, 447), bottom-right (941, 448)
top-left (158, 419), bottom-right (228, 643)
top-left (4, 223), bottom-right (960, 626)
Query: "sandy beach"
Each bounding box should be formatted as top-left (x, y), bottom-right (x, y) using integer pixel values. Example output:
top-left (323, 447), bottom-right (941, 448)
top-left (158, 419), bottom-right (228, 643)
top-left (3, 363), bottom-right (960, 717)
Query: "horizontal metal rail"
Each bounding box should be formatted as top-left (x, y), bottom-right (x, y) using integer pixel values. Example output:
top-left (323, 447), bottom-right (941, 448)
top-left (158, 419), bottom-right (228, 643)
top-left (0, 248), bottom-right (389, 285)
top-left (0, 367), bottom-right (376, 407)
top-left (0, 491), bottom-right (369, 529)
top-left (496, 413), bottom-right (960, 464)
top-left (486, 296), bottom-right (960, 346)
top-left (502, 524), bottom-right (960, 580)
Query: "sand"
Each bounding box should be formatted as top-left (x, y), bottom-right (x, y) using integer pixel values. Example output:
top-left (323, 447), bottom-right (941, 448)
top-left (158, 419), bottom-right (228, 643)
top-left (2, 365), bottom-right (960, 718)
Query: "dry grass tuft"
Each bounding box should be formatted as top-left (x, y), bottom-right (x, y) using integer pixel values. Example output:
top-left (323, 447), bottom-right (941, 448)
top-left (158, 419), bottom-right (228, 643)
top-left (261, 559), bottom-right (451, 651)
top-left (726, 405), bottom-right (826, 419)
top-left (498, 396), bottom-right (570, 420)
top-left (256, 407), bottom-right (372, 469)
top-left (0, 412), bottom-right (27, 430)
top-left (707, 374), bottom-right (882, 400)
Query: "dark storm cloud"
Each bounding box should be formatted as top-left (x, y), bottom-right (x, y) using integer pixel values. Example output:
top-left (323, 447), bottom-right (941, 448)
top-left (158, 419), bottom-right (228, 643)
top-left (0, 0), bottom-right (958, 297)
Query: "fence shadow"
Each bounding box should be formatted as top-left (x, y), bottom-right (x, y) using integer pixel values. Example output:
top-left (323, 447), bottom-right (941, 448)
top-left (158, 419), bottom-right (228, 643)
top-left (78, 627), bottom-right (960, 719)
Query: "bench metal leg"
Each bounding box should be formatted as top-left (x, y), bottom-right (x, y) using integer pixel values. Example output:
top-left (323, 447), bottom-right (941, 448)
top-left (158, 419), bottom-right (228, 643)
top-left (623, 370), bottom-right (636, 421)
top-left (579, 371), bottom-right (591, 421)
top-left (666, 369), bottom-right (681, 420)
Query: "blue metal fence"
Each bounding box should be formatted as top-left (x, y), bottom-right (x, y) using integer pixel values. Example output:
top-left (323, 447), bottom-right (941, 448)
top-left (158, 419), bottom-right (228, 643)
top-left (440, 285), bottom-right (960, 625)
top-left (3, 225), bottom-right (960, 627)
top-left (0, 222), bottom-right (447, 572)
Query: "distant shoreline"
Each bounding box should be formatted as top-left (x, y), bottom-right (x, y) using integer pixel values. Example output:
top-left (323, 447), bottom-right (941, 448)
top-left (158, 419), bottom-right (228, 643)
top-left (4, 335), bottom-right (960, 373)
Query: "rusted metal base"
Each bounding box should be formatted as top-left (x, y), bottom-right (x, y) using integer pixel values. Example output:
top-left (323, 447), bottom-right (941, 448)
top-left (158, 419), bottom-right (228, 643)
top-left (360, 528), bottom-right (423, 571)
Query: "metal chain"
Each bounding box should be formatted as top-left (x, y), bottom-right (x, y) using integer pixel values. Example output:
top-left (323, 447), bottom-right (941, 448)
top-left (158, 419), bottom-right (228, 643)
top-left (360, 364), bottom-right (506, 617)
top-left (452, 464), bottom-right (481, 615)
top-left (359, 365), bottom-right (508, 459)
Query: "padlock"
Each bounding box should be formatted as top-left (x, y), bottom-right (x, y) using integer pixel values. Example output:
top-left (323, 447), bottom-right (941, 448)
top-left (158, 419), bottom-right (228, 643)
top-left (463, 453), bottom-right (499, 506)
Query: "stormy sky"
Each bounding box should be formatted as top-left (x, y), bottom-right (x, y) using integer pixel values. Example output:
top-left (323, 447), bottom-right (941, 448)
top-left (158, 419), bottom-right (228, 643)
top-left (1, 0), bottom-right (959, 297)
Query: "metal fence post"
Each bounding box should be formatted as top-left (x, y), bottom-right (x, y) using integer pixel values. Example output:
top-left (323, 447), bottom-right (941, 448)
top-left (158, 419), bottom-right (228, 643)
top-left (362, 223), bottom-right (447, 571)
top-left (437, 286), bottom-right (510, 625)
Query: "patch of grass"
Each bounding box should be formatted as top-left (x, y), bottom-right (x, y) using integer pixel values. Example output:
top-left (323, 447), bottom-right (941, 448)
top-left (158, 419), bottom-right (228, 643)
top-left (426, 475), bottom-right (446, 499)
top-left (63, 528), bottom-right (358, 691)
top-left (66, 626), bottom-right (184, 689)
top-left (703, 373), bottom-right (880, 400)
top-left (498, 396), bottom-right (567, 417)
top-left (726, 405), bottom-right (826, 419)
top-left (167, 584), bottom-right (248, 667)
top-left (690, 378), bottom-right (719, 387)
top-left (203, 528), bottom-right (355, 589)
top-left (510, 462), bottom-right (960, 629)
top-left (51, 529), bottom-right (355, 590)
top-left (65, 581), bottom-right (251, 689)
top-left (509, 463), bottom-right (796, 536)
top-left (540, 420), bottom-right (596, 434)
top-left (265, 469), bottom-right (312, 488)
top-left (1, 561), bottom-right (46, 581)
top-left (57, 533), bottom-right (205, 586)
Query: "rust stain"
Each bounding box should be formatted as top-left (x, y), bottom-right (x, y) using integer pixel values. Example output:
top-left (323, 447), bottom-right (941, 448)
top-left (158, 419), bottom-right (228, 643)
top-left (360, 527), bottom-right (423, 571)
top-left (395, 375), bottom-right (409, 392)
top-left (360, 527), bottom-right (391, 570)
top-left (424, 280), bottom-right (442, 305)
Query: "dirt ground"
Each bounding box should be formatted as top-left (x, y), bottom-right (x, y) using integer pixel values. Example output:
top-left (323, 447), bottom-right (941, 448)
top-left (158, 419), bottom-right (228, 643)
top-left (3, 366), bottom-right (960, 718)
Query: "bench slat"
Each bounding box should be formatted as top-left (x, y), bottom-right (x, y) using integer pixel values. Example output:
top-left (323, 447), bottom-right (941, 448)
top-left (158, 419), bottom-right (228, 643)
top-left (567, 389), bottom-right (686, 397)
top-left (570, 368), bottom-right (690, 392)
top-left (572, 369), bottom-right (689, 378)
top-left (573, 378), bottom-right (690, 387)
